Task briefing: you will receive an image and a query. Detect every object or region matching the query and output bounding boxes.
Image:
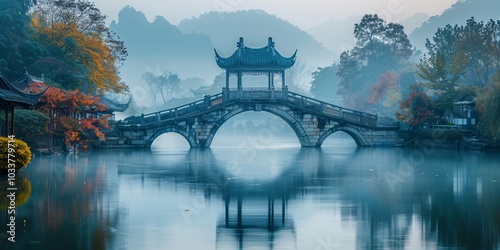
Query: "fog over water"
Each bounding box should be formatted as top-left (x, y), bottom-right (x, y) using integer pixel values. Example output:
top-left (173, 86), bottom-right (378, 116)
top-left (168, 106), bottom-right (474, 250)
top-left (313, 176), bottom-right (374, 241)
top-left (2, 112), bottom-right (499, 249)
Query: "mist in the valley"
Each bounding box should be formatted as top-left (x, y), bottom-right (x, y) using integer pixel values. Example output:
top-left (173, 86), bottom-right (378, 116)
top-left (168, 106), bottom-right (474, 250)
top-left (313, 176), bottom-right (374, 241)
top-left (112, 0), bottom-right (500, 123)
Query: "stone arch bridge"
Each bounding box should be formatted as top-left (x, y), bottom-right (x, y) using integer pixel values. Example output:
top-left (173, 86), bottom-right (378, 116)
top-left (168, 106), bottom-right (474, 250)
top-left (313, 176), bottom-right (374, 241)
top-left (100, 88), bottom-right (403, 148)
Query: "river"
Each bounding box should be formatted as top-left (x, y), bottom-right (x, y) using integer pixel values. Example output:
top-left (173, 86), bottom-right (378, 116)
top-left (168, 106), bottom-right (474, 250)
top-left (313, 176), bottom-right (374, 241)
top-left (1, 133), bottom-right (499, 249)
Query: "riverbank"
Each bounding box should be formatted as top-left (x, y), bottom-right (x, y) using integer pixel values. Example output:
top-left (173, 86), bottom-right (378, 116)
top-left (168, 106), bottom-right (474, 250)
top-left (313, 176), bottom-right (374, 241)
top-left (402, 129), bottom-right (500, 151)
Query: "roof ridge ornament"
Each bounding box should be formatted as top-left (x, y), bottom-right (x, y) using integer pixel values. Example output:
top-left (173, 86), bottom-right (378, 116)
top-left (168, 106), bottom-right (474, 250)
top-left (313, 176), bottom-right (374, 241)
top-left (237, 37), bottom-right (245, 48)
top-left (267, 37), bottom-right (275, 48)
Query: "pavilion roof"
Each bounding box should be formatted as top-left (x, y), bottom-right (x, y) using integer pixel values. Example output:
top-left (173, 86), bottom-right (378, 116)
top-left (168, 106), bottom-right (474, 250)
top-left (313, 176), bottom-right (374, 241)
top-left (0, 73), bottom-right (47, 108)
top-left (98, 96), bottom-right (130, 113)
top-left (214, 37), bottom-right (297, 70)
top-left (11, 73), bottom-right (45, 90)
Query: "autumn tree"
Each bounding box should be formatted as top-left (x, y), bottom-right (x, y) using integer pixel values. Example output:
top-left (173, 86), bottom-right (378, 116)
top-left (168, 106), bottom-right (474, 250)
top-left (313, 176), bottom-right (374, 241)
top-left (30, 83), bottom-right (110, 149)
top-left (396, 83), bottom-right (434, 127)
top-left (31, 0), bottom-right (128, 94)
top-left (335, 14), bottom-right (414, 114)
top-left (367, 71), bottom-right (402, 117)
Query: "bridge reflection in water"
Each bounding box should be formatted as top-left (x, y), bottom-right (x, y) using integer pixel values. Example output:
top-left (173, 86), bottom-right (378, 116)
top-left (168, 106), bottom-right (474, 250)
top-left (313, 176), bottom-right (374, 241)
top-left (118, 147), bottom-right (361, 249)
top-left (12, 145), bottom-right (500, 249)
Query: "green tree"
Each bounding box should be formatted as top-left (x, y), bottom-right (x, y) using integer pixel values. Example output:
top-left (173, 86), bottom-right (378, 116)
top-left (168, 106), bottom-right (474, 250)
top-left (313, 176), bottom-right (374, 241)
top-left (310, 64), bottom-right (340, 103)
top-left (336, 14), bottom-right (414, 113)
top-left (0, 109), bottom-right (49, 146)
top-left (417, 18), bottom-right (500, 116)
top-left (476, 73), bottom-right (500, 142)
top-left (0, 0), bottom-right (44, 79)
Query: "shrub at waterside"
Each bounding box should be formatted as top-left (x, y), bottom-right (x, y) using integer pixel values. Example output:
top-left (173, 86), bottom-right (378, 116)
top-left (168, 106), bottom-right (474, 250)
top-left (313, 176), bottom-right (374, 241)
top-left (0, 137), bottom-right (32, 172)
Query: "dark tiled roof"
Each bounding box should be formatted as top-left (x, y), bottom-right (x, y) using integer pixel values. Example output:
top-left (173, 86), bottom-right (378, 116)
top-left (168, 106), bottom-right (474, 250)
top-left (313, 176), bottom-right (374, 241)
top-left (11, 73), bottom-right (45, 90)
top-left (215, 37), bottom-right (297, 70)
top-left (0, 74), bottom-right (46, 107)
top-left (99, 96), bottom-right (130, 112)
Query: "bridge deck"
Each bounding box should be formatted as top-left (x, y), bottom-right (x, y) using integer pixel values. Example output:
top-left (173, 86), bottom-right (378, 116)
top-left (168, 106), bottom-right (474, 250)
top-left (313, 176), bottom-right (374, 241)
top-left (118, 88), bottom-right (399, 130)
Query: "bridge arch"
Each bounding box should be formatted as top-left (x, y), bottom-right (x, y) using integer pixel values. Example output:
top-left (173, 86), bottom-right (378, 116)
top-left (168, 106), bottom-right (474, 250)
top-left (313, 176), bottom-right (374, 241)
top-left (204, 105), bottom-right (311, 148)
top-left (146, 126), bottom-right (198, 148)
top-left (316, 125), bottom-right (369, 147)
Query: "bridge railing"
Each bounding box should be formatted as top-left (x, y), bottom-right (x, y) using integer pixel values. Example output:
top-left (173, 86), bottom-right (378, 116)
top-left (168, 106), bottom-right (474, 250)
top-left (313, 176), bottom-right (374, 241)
top-left (285, 91), bottom-right (379, 126)
top-left (119, 92), bottom-right (224, 126)
top-left (224, 88), bottom-right (289, 100)
top-left (118, 88), bottom-right (396, 128)
top-left (224, 88), bottom-right (379, 127)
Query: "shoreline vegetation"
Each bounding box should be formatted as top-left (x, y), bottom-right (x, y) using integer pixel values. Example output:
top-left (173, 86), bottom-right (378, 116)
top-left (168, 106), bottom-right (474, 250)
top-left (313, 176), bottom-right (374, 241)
top-left (1, 2), bottom-right (499, 153)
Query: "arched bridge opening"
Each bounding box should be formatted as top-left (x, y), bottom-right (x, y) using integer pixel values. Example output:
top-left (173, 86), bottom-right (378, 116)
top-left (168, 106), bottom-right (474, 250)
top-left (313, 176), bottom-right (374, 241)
top-left (147, 126), bottom-right (197, 149)
top-left (150, 132), bottom-right (191, 150)
top-left (316, 126), bottom-right (369, 147)
top-left (204, 105), bottom-right (310, 148)
top-left (209, 111), bottom-right (301, 148)
top-left (320, 131), bottom-right (358, 148)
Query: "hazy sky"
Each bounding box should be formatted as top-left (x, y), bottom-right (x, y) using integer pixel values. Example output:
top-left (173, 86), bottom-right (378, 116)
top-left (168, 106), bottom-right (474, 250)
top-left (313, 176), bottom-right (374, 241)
top-left (92, 0), bottom-right (458, 29)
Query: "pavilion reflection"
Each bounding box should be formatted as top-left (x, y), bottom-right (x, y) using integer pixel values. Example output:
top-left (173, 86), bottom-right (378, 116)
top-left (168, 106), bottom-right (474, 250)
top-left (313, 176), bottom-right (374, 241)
top-left (116, 147), bottom-right (500, 249)
top-left (216, 188), bottom-right (295, 250)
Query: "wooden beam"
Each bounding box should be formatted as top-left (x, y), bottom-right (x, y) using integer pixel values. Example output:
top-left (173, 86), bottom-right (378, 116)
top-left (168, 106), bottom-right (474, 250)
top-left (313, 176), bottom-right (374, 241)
top-left (4, 105), bottom-right (8, 137)
top-left (10, 105), bottom-right (14, 135)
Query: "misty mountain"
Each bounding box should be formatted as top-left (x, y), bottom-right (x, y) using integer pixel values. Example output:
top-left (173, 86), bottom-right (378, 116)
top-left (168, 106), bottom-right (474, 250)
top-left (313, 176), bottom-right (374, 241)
top-left (307, 13), bottom-right (429, 57)
top-left (399, 13), bottom-right (429, 34)
top-left (177, 10), bottom-right (334, 70)
top-left (109, 7), bottom-right (219, 103)
top-left (306, 16), bottom-right (359, 57)
top-left (410, 0), bottom-right (500, 50)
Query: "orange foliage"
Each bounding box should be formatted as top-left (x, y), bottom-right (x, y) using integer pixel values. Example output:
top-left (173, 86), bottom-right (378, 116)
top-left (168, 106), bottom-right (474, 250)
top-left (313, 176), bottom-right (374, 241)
top-left (31, 7), bottom-right (128, 94)
top-left (30, 83), bottom-right (110, 147)
top-left (396, 84), bottom-right (434, 127)
top-left (367, 71), bottom-right (400, 104)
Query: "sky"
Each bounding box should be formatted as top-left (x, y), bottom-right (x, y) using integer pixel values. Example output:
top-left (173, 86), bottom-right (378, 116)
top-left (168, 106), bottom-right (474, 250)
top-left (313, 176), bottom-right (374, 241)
top-left (91, 0), bottom-right (459, 29)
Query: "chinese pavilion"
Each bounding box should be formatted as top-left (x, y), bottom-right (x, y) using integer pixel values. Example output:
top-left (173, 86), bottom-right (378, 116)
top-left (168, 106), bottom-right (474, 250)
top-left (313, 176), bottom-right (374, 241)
top-left (0, 73), bottom-right (46, 136)
top-left (214, 37), bottom-right (297, 91)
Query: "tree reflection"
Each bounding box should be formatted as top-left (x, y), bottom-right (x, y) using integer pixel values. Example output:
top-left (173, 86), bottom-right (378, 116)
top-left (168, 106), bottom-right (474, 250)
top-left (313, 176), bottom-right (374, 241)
top-left (3, 148), bottom-right (499, 249)
top-left (0, 153), bottom-right (123, 250)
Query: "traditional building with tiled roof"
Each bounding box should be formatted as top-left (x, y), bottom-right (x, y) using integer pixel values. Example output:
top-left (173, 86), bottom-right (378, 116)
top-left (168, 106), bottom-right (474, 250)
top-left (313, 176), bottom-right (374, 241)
top-left (214, 37), bottom-right (297, 92)
top-left (0, 73), bottom-right (48, 136)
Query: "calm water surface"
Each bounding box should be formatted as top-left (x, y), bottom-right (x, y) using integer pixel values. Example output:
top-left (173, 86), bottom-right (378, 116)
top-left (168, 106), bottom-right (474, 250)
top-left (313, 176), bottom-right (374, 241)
top-left (1, 140), bottom-right (500, 249)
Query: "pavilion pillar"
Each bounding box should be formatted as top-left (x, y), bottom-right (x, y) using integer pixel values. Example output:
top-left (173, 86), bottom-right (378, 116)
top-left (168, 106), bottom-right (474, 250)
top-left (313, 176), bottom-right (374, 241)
top-left (237, 195), bottom-right (242, 226)
top-left (270, 71), bottom-right (275, 99)
top-left (225, 71), bottom-right (230, 90)
top-left (10, 105), bottom-right (14, 135)
top-left (271, 72), bottom-right (274, 89)
top-left (282, 70), bottom-right (286, 91)
top-left (268, 72), bottom-right (271, 90)
top-left (237, 71), bottom-right (242, 99)
top-left (237, 71), bottom-right (242, 90)
top-left (4, 106), bottom-right (8, 137)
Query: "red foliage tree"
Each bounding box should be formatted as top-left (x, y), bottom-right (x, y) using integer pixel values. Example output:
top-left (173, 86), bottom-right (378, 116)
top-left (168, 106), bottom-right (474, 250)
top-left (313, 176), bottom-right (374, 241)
top-left (396, 83), bottom-right (434, 127)
top-left (367, 71), bottom-right (400, 104)
top-left (27, 83), bottom-right (109, 148)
